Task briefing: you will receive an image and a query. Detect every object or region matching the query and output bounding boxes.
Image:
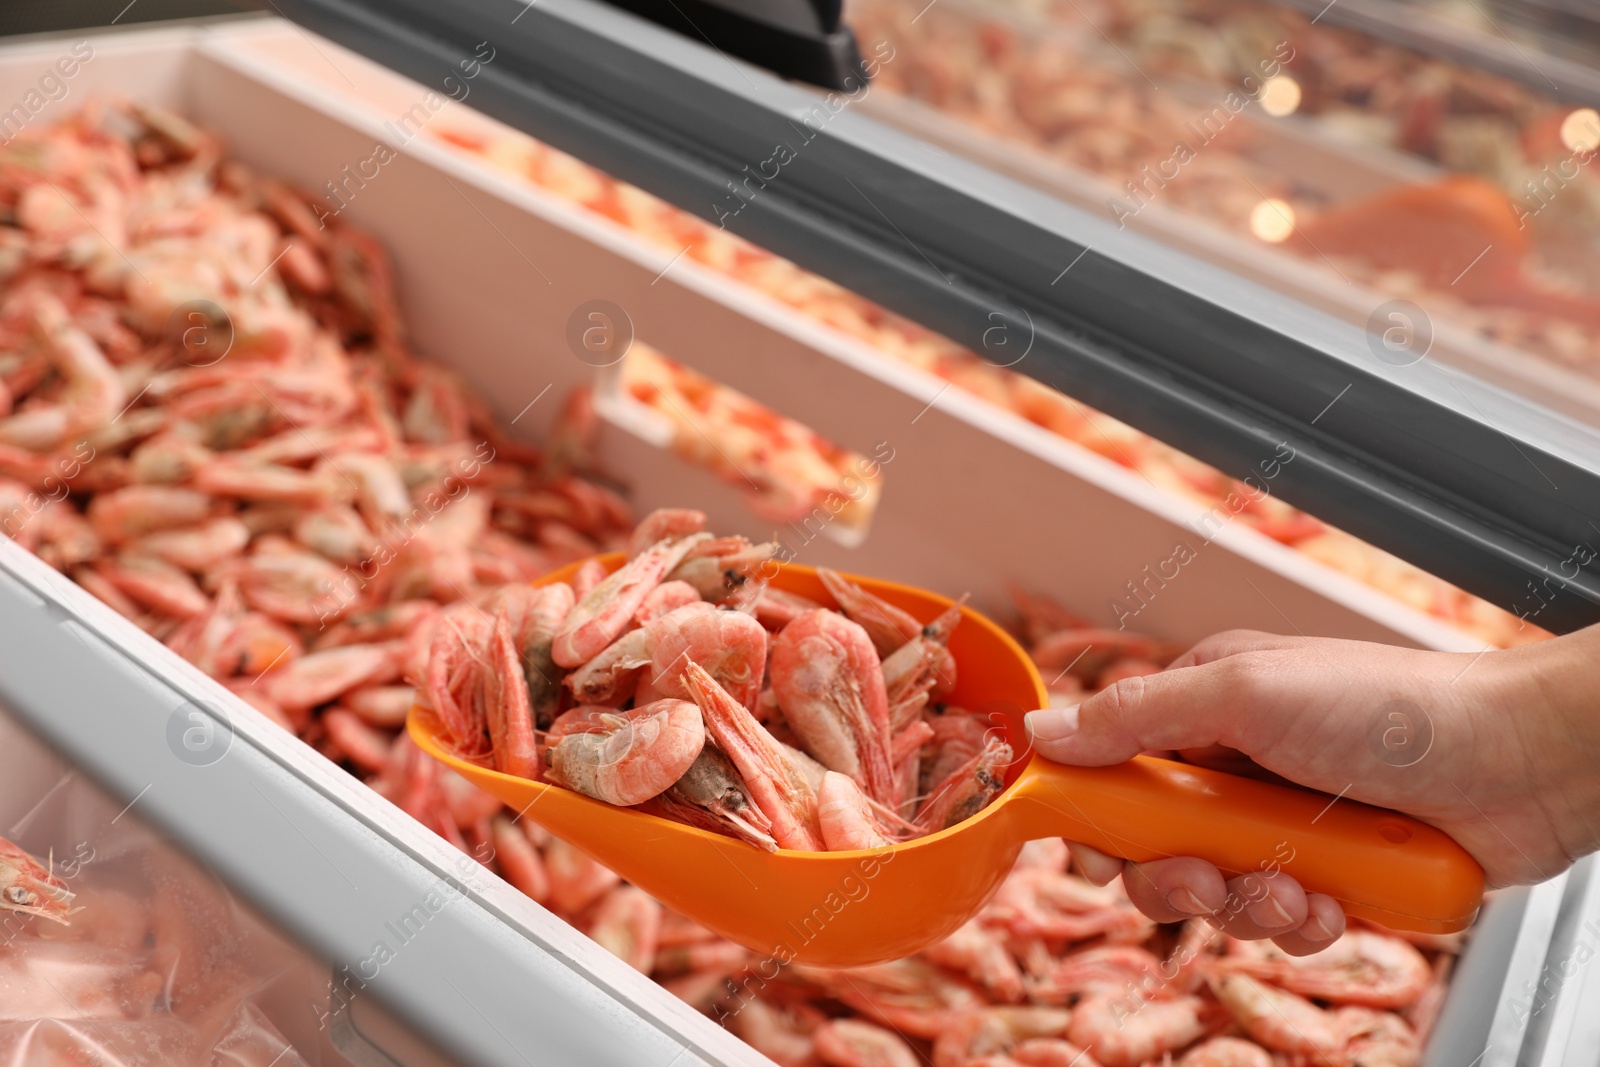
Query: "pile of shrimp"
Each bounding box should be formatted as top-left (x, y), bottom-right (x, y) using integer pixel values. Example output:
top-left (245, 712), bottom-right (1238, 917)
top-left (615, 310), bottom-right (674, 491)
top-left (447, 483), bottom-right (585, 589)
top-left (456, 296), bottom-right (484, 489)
top-left (430, 123), bottom-right (1541, 650)
top-left (0, 101), bottom-right (1459, 1067)
top-left (718, 841), bottom-right (1452, 1067)
top-left (622, 345), bottom-right (880, 534)
top-left (0, 99), bottom-right (633, 752)
top-left (422, 507), bottom-right (1007, 850)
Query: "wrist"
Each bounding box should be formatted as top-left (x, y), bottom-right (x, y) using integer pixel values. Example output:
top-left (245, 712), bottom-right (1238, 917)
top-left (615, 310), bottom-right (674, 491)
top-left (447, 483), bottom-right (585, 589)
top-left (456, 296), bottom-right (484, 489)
top-left (1499, 627), bottom-right (1600, 863)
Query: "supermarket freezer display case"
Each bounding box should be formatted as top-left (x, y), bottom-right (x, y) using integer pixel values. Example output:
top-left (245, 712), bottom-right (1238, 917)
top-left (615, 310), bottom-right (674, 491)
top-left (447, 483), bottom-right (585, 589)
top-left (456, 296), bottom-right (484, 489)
top-left (269, 0), bottom-right (1600, 635)
top-left (0, 7), bottom-right (1597, 1065)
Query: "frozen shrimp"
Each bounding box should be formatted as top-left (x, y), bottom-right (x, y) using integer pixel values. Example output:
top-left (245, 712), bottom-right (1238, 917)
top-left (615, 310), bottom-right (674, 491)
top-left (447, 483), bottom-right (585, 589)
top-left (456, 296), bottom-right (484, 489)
top-left (880, 599), bottom-right (962, 715)
top-left (521, 581), bottom-right (575, 728)
top-left (1028, 628), bottom-right (1180, 681)
top-left (1220, 929), bottom-right (1431, 1009)
top-left (921, 919), bottom-right (1026, 1003)
top-left (817, 770), bottom-right (891, 851)
top-left (626, 507), bottom-right (705, 557)
top-left (193, 456), bottom-right (350, 506)
top-left (667, 537), bottom-right (778, 604)
top-left (656, 746), bottom-right (777, 851)
top-left (565, 625), bottom-right (654, 707)
top-left (263, 641), bottom-right (404, 713)
top-left (491, 814), bottom-right (550, 904)
top-left (1209, 973), bottom-right (1346, 1063)
top-left (544, 836), bottom-right (621, 915)
top-left (651, 939), bottom-right (752, 978)
top-left (0, 836), bottom-right (75, 925)
top-left (484, 614), bottom-right (540, 779)
top-left (1028, 945), bottom-right (1163, 1002)
top-left (982, 867), bottom-right (1152, 944)
top-left (424, 609), bottom-right (539, 777)
top-left (291, 505), bottom-right (377, 563)
top-left (753, 585), bottom-right (827, 629)
top-left (1068, 994), bottom-right (1209, 1067)
top-left (217, 550), bottom-right (352, 625)
top-left (570, 557), bottom-right (607, 600)
top-left (683, 662), bottom-right (823, 851)
top-left (587, 885), bottom-right (663, 973)
top-left (132, 516), bottom-right (251, 571)
top-left (340, 684), bottom-right (416, 728)
top-left (635, 579), bottom-right (701, 624)
top-left (323, 707), bottom-right (393, 773)
top-left (1178, 1037), bottom-right (1273, 1067)
top-left (931, 1006), bottom-right (1074, 1067)
top-left (86, 485), bottom-right (214, 542)
top-left (546, 699), bottom-right (705, 806)
top-left (94, 553), bottom-right (210, 617)
top-left (819, 566), bottom-right (923, 656)
top-left (0, 294), bottom-right (125, 452)
top-left (33, 501), bottom-right (101, 570)
top-left (916, 737), bottom-right (1012, 833)
top-left (552, 534), bottom-right (705, 667)
top-left (648, 604), bottom-right (767, 710)
top-left (769, 608), bottom-right (895, 803)
top-left (804, 958), bottom-right (987, 1039)
top-left (813, 1018), bottom-right (921, 1067)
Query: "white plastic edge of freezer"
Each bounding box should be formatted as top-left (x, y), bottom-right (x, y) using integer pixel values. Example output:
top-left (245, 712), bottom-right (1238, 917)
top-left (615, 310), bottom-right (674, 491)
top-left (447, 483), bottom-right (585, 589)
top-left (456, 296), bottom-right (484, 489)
top-left (0, 16), bottom-right (1536, 1067)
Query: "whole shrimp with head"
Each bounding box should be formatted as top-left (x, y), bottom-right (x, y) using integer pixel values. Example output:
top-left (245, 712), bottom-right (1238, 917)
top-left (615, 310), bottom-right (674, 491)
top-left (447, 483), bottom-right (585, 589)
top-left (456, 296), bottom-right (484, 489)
top-left (769, 608), bottom-right (896, 804)
top-left (0, 836), bottom-right (75, 926)
top-left (0, 293), bottom-right (126, 453)
top-left (547, 699), bottom-right (706, 806)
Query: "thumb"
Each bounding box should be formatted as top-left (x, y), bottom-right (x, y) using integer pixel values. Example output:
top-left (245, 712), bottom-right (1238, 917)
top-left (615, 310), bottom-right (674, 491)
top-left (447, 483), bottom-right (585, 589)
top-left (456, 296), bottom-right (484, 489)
top-left (1026, 652), bottom-right (1276, 765)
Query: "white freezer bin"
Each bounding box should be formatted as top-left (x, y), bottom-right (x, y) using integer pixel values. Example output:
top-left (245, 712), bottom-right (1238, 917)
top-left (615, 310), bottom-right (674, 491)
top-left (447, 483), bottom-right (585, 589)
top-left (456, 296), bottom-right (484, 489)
top-left (0, 16), bottom-right (1593, 1066)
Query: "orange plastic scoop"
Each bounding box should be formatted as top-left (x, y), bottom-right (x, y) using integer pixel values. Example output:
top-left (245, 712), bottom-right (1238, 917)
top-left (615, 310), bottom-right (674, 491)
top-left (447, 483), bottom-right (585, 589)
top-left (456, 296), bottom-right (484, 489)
top-left (409, 558), bottom-right (1484, 966)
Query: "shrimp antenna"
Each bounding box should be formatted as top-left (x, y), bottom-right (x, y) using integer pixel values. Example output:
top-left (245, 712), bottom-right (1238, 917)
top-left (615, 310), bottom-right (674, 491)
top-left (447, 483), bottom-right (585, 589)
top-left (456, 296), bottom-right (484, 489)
top-left (864, 796), bottom-right (921, 835)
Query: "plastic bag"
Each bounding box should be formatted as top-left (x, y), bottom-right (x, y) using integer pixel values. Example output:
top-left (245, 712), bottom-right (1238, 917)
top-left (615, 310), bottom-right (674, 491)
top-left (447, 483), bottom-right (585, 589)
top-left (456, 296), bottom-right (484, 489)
top-left (0, 764), bottom-right (323, 1066)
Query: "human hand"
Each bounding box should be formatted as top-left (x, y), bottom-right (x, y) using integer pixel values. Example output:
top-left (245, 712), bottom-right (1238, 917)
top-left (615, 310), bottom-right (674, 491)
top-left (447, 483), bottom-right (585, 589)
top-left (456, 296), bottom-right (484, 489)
top-left (1023, 626), bottom-right (1600, 954)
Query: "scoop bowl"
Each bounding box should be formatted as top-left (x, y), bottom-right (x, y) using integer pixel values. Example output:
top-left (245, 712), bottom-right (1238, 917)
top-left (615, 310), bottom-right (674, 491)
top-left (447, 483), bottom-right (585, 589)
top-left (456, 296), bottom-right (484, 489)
top-left (410, 556), bottom-right (1485, 967)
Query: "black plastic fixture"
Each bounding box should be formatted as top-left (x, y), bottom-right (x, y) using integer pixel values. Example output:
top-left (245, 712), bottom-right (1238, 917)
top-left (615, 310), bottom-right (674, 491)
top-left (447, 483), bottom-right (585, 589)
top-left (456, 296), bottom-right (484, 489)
top-left (596, 0), bottom-right (866, 89)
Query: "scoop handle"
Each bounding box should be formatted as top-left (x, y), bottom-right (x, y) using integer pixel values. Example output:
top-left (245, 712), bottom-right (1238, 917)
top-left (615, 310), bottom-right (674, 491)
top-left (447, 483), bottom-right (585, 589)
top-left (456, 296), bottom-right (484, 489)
top-left (1009, 754), bottom-right (1484, 933)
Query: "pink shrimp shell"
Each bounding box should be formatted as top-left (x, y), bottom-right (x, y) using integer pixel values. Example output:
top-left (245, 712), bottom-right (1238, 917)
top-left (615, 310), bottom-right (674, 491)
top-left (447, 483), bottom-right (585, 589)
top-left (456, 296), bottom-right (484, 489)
top-left (648, 605), bottom-right (768, 711)
top-left (817, 770), bottom-right (890, 851)
top-left (546, 698), bottom-right (706, 807)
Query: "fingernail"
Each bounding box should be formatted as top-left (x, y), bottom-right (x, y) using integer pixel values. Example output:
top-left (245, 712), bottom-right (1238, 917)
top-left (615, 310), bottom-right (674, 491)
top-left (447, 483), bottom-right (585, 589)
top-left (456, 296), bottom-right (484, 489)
top-left (1248, 896), bottom-right (1294, 929)
top-left (1303, 914), bottom-right (1335, 942)
top-left (1025, 706), bottom-right (1079, 742)
top-left (1165, 888), bottom-right (1207, 916)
